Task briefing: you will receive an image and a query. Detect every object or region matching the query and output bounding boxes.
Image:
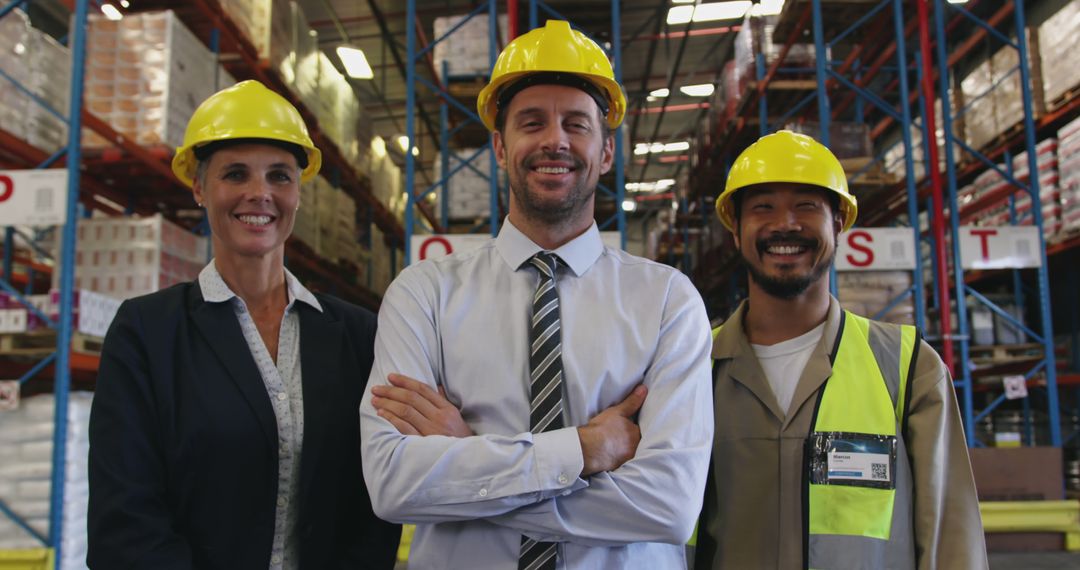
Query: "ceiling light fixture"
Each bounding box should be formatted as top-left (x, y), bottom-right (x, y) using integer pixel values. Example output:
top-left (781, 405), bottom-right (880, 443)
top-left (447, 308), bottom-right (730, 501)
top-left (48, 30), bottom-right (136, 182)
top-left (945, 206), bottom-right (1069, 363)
top-left (649, 88), bottom-right (670, 98)
top-left (100, 3), bottom-right (122, 20)
top-left (667, 1), bottom-right (752, 25)
top-left (336, 46), bottom-right (374, 79)
top-left (679, 84), bottom-right (715, 97)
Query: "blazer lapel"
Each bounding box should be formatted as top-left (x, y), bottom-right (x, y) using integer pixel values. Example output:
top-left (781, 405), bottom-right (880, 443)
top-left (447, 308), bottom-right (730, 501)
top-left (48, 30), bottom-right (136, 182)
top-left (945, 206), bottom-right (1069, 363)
top-left (297, 302), bottom-right (343, 499)
top-left (188, 285), bottom-right (278, 448)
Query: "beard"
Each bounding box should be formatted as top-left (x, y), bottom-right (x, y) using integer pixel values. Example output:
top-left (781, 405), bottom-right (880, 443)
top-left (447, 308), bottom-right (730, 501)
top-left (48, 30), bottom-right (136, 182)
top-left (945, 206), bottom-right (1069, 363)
top-left (741, 232), bottom-right (835, 299)
top-left (509, 151), bottom-right (594, 225)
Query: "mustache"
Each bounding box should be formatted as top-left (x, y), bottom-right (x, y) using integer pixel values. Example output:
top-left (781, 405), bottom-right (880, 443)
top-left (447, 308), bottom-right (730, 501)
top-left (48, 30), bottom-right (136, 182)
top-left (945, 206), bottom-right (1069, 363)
top-left (755, 233), bottom-right (819, 254)
top-left (525, 151), bottom-right (584, 170)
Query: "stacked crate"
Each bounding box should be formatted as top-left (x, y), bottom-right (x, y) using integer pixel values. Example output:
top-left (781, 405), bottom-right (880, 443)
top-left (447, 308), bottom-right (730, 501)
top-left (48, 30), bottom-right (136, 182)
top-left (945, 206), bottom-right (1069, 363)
top-left (25, 27), bottom-right (71, 153)
top-left (1058, 116), bottom-right (1080, 235)
top-left (291, 175), bottom-right (321, 252)
top-left (1010, 138), bottom-right (1061, 241)
top-left (369, 151), bottom-right (404, 221)
top-left (0, 8), bottom-right (30, 141)
top-left (432, 148), bottom-right (496, 221)
top-left (289, 3), bottom-right (321, 118)
top-left (54, 215), bottom-right (208, 300)
top-left (432, 14), bottom-right (508, 81)
top-left (83, 11), bottom-right (217, 149)
top-left (219, 0), bottom-right (292, 77)
top-left (1037, 0), bottom-right (1080, 110)
top-left (837, 272), bottom-right (915, 325)
top-left (0, 393), bottom-right (94, 570)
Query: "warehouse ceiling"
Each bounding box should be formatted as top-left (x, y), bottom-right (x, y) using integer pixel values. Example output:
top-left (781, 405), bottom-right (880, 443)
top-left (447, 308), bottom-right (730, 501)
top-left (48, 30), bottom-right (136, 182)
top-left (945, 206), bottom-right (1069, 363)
top-left (297, 0), bottom-right (738, 197)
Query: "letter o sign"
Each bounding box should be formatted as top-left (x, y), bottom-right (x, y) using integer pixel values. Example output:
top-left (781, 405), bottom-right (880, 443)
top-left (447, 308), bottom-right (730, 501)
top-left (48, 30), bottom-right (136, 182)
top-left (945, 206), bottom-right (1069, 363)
top-left (0, 175), bottom-right (13, 203)
top-left (418, 236), bottom-right (452, 260)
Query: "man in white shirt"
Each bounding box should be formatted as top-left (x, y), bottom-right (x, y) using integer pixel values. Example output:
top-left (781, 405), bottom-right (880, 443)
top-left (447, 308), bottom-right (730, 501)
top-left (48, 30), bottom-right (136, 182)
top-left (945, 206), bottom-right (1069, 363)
top-left (359, 20), bottom-right (713, 569)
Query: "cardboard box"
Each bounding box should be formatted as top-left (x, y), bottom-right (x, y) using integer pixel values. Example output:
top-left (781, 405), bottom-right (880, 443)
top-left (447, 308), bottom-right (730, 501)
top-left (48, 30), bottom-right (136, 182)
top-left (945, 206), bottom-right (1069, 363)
top-left (970, 446), bottom-right (1064, 551)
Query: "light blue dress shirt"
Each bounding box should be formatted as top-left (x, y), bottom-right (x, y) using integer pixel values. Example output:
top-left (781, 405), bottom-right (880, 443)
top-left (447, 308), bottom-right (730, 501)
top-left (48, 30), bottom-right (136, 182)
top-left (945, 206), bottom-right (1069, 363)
top-left (198, 261), bottom-right (321, 570)
top-left (360, 220), bottom-right (713, 569)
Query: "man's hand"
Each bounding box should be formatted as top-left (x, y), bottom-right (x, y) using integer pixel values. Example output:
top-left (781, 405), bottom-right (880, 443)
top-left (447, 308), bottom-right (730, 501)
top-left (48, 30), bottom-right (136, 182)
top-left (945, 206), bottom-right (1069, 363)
top-left (577, 385), bottom-right (647, 477)
top-left (371, 373), bottom-right (474, 437)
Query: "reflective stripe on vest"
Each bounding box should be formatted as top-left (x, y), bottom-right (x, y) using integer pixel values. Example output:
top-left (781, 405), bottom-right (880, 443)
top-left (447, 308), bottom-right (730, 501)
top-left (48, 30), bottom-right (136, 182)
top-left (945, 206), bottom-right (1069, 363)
top-left (806, 311), bottom-right (918, 570)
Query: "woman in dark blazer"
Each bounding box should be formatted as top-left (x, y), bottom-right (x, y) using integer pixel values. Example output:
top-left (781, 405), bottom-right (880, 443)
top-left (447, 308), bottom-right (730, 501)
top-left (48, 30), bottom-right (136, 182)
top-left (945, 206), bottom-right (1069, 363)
top-left (87, 80), bottom-right (400, 569)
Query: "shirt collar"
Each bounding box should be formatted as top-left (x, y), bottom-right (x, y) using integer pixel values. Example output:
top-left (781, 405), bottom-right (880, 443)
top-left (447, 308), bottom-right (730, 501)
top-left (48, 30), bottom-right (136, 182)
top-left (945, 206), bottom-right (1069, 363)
top-left (198, 260), bottom-right (323, 312)
top-left (494, 217), bottom-right (604, 277)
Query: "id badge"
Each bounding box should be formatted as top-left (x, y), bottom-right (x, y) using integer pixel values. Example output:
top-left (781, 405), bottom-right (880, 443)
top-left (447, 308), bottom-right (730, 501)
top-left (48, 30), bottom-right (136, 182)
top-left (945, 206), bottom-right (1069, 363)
top-left (807, 432), bottom-right (897, 490)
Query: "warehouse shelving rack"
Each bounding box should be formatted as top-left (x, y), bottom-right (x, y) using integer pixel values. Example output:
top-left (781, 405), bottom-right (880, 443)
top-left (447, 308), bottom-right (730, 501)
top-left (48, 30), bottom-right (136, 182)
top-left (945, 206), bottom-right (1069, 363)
top-left (929, 0), bottom-right (1062, 448)
top-left (691, 0), bottom-right (1080, 451)
top-left (403, 0), bottom-right (627, 265)
top-left (404, 0), bottom-right (498, 265)
top-left (0, 1), bottom-right (88, 566)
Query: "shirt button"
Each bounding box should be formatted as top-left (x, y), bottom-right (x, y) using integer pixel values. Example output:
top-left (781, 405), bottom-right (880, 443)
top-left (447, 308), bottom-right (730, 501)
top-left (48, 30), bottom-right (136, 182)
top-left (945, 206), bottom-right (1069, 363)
top-left (277, 392), bottom-right (287, 401)
top-left (478, 488), bottom-right (488, 497)
top-left (277, 497), bottom-right (286, 506)
top-left (271, 555), bottom-right (282, 564)
top-left (558, 474), bottom-right (568, 485)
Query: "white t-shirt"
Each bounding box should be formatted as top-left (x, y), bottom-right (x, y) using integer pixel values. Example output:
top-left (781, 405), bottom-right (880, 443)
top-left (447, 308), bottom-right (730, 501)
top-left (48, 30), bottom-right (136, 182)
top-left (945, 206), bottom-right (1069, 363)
top-left (751, 322), bottom-right (826, 417)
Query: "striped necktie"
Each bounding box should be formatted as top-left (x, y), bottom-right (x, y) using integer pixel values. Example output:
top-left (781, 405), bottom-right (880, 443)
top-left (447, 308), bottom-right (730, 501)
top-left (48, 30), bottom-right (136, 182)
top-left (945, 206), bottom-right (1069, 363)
top-left (519, 252), bottom-right (564, 570)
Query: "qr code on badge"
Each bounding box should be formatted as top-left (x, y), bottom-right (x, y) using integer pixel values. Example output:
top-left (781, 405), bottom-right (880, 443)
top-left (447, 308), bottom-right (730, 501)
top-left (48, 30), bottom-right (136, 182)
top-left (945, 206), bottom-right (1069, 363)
top-left (871, 462), bottom-right (888, 480)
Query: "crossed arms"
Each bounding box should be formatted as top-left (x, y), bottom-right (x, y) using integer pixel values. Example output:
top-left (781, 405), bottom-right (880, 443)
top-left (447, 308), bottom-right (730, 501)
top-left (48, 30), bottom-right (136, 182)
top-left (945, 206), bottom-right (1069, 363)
top-left (358, 269), bottom-right (713, 546)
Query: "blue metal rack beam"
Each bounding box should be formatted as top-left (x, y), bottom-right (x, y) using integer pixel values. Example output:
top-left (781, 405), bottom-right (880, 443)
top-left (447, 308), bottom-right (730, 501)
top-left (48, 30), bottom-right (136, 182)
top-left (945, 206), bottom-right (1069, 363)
top-left (932, 0), bottom-right (1060, 447)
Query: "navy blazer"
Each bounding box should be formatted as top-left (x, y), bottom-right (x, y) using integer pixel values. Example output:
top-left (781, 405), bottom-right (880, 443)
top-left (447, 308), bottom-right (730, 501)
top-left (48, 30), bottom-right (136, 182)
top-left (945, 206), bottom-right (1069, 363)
top-left (87, 282), bottom-right (400, 569)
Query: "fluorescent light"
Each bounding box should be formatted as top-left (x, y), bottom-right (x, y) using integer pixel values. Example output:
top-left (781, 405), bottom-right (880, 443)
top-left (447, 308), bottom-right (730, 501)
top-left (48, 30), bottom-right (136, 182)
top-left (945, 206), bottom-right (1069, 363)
top-left (667, 1), bottom-right (752, 25)
top-left (649, 88), bottom-right (670, 98)
top-left (667, 6), bottom-right (694, 24)
top-left (622, 199), bottom-right (637, 212)
top-left (680, 84), bottom-right (715, 97)
top-left (646, 96), bottom-right (659, 102)
top-left (635, 142), bottom-right (690, 155)
top-left (100, 3), bottom-right (122, 20)
top-left (626, 179), bottom-right (677, 193)
top-left (372, 136), bottom-right (387, 158)
top-left (336, 46), bottom-right (374, 79)
top-left (119, 0), bottom-right (130, 6)
top-left (397, 136), bottom-right (410, 152)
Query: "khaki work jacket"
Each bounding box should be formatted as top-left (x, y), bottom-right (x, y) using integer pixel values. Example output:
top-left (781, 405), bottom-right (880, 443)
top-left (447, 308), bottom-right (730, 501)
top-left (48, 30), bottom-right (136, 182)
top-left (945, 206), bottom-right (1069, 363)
top-left (697, 297), bottom-right (988, 569)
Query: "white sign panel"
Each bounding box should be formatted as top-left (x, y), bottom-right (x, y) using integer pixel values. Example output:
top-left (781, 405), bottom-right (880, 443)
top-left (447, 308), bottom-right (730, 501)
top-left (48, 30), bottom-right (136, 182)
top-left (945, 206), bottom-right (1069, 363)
top-left (410, 231), bottom-right (622, 265)
top-left (0, 169), bottom-right (68, 226)
top-left (835, 228), bottom-right (917, 271)
top-left (958, 226), bottom-right (1042, 270)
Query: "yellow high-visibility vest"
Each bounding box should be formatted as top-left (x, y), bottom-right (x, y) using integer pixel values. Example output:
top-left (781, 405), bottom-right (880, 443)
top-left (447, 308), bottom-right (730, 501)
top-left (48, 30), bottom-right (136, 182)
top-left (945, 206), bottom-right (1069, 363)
top-left (806, 310), bottom-right (919, 569)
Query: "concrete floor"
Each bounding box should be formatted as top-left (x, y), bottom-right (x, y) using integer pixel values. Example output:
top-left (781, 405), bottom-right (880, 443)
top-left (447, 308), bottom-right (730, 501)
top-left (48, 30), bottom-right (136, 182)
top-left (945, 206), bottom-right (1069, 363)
top-left (990, 551), bottom-right (1080, 569)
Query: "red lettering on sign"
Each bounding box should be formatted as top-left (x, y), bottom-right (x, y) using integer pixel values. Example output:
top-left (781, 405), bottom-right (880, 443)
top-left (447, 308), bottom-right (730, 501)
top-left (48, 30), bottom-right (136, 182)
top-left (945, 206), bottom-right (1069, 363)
top-left (419, 236), bottom-right (452, 260)
top-left (970, 228), bottom-right (998, 260)
top-left (0, 175), bottom-right (13, 202)
top-left (845, 230), bottom-right (875, 267)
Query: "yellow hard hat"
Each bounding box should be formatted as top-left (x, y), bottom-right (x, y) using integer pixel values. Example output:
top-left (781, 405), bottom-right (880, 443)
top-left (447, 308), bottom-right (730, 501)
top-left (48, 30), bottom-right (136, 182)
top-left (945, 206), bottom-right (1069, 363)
top-left (477, 20), bottom-right (626, 132)
top-left (715, 130), bottom-right (857, 232)
top-left (171, 80), bottom-right (321, 188)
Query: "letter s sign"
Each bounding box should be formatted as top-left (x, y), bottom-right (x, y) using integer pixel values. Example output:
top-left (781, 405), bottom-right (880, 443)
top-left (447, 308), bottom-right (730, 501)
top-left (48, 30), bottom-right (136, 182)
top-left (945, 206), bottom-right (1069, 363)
top-left (0, 175), bottom-right (13, 203)
top-left (845, 230), bottom-right (875, 268)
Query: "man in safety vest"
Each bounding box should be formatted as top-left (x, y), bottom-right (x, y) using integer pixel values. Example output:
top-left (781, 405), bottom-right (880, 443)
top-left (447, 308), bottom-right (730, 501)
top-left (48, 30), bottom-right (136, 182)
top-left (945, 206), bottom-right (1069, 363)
top-left (695, 130), bottom-right (987, 569)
